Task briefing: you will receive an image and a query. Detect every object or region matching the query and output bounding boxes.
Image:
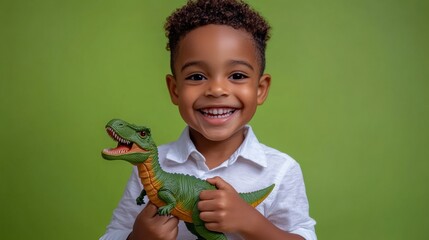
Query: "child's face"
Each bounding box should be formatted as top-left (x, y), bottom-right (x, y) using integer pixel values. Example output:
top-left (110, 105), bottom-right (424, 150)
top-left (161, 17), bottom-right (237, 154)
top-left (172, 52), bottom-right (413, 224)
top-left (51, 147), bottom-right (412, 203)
top-left (166, 24), bottom-right (270, 143)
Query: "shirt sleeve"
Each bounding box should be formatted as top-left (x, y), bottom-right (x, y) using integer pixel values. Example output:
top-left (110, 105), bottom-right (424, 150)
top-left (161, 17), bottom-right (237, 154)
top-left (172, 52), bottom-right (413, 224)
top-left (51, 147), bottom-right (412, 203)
top-left (99, 167), bottom-right (144, 240)
top-left (267, 161), bottom-right (317, 240)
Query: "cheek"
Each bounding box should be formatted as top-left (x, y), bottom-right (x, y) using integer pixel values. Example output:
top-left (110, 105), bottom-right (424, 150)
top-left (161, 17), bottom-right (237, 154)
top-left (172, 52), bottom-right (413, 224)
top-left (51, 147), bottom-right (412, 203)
top-left (177, 103), bottom-right (193, 124)
top-left (237, 86), bottom-right (258, 102)
top-left (178, 89), bottom-right (196, 104)
top-left (177, 90), bottom-right (197, 115)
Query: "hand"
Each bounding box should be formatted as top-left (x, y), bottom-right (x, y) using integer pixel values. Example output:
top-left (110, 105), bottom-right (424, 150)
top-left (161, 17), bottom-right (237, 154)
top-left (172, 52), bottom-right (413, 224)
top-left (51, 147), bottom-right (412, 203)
top-left (198, 177), bottom-right (258, 234)
top-left (128, 201), bottom-right (179, 240)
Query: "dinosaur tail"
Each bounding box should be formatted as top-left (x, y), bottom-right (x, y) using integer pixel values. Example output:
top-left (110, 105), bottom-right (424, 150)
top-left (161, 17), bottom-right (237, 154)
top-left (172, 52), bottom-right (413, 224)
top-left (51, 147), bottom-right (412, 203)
top-left (239, 184), bottom-right (275, 207)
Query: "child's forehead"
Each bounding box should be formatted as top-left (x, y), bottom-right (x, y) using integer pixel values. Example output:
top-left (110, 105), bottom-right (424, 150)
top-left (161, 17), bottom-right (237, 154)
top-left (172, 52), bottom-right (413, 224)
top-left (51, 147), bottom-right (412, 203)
top-left (173, 25), bottom-right (257, 65)
top-left (176, 24), bottom-right (257, 57)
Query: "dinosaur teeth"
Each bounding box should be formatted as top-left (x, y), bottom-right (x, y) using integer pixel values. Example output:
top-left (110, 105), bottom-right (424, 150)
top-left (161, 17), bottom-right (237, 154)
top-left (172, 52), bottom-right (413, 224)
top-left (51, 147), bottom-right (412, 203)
top-left (106, 127), bottom-right (131, 145)
top-left (103, 145), bottom-right (132, 155)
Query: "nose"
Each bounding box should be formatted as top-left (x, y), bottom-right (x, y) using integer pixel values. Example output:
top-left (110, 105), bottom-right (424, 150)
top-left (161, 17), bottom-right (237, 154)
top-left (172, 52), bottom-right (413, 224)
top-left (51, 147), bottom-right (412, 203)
top-left (205, 78), bottom-right (229, 97)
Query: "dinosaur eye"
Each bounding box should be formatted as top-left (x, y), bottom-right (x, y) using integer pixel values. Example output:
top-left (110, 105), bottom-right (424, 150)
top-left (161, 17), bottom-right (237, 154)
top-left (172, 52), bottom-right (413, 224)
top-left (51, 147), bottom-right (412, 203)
top-left (139, 131), bottom-right (146, 137)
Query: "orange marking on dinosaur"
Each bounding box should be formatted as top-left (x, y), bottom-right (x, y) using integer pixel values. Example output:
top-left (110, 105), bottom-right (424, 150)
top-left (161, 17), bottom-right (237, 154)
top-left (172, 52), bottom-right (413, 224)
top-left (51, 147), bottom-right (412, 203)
top-left (136, 158), bottom-right (175, 214)
top-left (136, 158), bottom-right (194, 222)
top-left (171, 202), bottom-right (193, 222)
top-left (250, 191), bottom-right (271, 207)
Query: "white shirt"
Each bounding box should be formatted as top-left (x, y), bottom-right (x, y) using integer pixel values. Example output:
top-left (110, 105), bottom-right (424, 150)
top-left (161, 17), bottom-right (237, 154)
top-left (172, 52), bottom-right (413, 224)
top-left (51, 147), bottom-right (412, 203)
top-left (100, 126), bottom-right (317, 240)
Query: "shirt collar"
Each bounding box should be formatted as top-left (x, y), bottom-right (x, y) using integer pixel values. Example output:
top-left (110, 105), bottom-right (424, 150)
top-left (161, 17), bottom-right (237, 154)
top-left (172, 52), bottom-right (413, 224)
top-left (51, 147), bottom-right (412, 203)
top-left (165, 125), bottom-right (267, 168)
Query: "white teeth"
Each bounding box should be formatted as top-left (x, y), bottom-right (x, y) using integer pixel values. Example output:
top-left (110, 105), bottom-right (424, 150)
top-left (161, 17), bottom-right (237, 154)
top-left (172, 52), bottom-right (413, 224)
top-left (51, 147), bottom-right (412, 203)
top-left (200, 108), bottom-right (235, 118)
top-left (202, 108), bottom-right (234, 114)
top-left (106, 127), bottom-right (130, 145)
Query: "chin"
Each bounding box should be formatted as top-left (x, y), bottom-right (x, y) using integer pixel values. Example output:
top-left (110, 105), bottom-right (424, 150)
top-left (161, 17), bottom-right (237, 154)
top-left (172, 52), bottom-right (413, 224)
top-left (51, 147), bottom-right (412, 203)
top-left (204, 134), bottom-right (230, 142)
top-left (201, 127), bottom-right (244, 142)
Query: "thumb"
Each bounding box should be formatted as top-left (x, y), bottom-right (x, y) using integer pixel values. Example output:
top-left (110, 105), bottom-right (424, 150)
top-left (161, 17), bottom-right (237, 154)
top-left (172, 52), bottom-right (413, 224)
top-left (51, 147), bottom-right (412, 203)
top-left (206, 176), bottom-right (234, 191)
top-left (142, 201), bottom-right (158, 218)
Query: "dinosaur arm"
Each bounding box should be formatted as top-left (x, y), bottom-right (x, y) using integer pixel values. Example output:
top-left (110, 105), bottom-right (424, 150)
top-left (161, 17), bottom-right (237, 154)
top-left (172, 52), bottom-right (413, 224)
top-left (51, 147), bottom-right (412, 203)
top-left (136, 189), bottom-right (147, 205)
top-left (157, 188), bottom-right (177, 216)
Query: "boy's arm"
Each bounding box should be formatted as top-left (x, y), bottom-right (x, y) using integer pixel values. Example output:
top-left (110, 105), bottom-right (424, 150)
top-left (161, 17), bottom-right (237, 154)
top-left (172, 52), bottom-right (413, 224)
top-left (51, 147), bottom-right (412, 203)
top-left (235, 206), bottom-right (304, 240)
top-left (198, 177), bottom-right (305, 240)
top-left (127, 202), bottom-right (179, 240)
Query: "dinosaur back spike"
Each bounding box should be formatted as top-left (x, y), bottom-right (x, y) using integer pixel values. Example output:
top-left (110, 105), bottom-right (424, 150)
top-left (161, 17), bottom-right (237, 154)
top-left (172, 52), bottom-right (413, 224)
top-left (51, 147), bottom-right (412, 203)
top-left (239, 184), bottom-right (275, 207)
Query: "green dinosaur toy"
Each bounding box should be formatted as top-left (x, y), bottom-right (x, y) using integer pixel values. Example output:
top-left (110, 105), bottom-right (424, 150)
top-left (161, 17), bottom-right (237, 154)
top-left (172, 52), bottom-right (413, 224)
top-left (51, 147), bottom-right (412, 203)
top-left (101, 119), bottom-right (275, 240)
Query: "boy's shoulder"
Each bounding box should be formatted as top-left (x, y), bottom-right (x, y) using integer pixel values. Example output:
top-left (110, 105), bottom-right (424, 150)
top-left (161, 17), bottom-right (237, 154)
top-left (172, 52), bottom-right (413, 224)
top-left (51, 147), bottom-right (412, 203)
top-left (258, 142), bottom-right (302, 170)
top-left (243, 126), bottom-right (302, 170)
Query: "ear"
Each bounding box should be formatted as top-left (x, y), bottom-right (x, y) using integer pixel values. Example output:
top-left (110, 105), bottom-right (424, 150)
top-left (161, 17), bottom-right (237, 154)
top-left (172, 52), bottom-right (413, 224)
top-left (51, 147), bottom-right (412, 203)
top-left (257, 74), bottom-right (271, 105)
top-left (166, 74), bottom-right (179, 105)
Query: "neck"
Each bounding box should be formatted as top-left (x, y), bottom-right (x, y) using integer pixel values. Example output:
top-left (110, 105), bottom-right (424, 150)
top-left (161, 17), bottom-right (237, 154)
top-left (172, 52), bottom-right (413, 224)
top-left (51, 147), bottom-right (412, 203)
top-left (142, 152), bottom-right (163, 175)
top-left (189, 127), bottom-right (246, 169)
top-left (138, 149), bottom-right (168, 189)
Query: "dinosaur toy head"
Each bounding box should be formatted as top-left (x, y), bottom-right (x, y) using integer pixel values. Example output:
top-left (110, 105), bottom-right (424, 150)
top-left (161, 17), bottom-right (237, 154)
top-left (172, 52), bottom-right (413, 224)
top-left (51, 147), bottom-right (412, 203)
top-left (101, 119), bottom-right (156, 164)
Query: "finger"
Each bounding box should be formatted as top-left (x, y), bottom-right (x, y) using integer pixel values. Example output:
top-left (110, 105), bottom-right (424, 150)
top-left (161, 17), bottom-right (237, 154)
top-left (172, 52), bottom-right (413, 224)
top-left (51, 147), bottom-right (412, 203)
top-left (163, 218), bottom-right (179, 240)
top-left (199, 189), bottom-right (219, 200)
top-left (152, 213), bottom-right (176, 226)
top-left (198, 197), bottom-right (219, 211)
top-left (152, 213), bottom-right (178, 223)
top-left (164, 216), bottom-right (179, 230)
top-left (206, 176), bottom-right (234, 190)
top-left (205, 222), bottom-right (223, 232)
top-left (199, 210), bottom-right (222, 222)
top-left (142, 201), bottom-right (159, 218)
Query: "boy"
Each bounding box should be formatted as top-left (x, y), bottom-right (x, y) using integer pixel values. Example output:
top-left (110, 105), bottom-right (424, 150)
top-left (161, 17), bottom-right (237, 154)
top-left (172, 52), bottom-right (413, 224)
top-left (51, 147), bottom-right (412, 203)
top-left (100, 0), bottom-right (316, 239)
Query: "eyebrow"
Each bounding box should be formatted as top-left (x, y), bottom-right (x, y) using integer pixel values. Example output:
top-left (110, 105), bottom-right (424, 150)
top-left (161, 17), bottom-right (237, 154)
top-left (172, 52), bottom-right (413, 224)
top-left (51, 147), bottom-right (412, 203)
top-left (181, 60), bottom-right (254, 73)
top-left (180, 61), bottom-right (206, 73)
top-left (227, 60), bottom-right (254, 71)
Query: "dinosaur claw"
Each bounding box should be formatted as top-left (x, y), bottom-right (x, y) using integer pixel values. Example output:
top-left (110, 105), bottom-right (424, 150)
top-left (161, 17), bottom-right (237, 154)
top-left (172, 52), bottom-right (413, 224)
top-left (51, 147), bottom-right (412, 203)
top-left (158, 205), bottom-right (173, 216)
top-left (136, 197), bottom-right (145, 205)
top-left (136, 189), bottom-right (147, 205)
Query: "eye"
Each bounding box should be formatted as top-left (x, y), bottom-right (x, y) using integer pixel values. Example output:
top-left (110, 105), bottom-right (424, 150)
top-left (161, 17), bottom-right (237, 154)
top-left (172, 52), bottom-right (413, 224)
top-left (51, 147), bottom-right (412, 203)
top-left (186, 74), bottom-right (206, 81)
top-left (229, 73), bottom-right (248, 80)
top-left (139, 131), bottom-right (146, 137)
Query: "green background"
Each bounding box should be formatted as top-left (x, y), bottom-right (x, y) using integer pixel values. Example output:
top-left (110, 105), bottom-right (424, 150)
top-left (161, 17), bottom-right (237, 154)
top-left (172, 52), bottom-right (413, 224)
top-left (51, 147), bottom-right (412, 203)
top-left (1, 0), bottom-right (428, 239)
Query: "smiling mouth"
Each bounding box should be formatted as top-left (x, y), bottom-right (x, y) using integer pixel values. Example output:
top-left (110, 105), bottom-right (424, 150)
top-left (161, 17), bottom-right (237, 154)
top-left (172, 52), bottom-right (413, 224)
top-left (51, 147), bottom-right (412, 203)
top-left (198, 107), bottom-right (237, 118)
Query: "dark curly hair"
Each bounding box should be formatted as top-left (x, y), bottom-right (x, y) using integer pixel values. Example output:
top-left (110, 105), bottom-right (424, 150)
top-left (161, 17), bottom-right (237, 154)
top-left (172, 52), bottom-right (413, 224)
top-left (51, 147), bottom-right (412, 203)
top-left (164, 0), bottom-right (271, 75)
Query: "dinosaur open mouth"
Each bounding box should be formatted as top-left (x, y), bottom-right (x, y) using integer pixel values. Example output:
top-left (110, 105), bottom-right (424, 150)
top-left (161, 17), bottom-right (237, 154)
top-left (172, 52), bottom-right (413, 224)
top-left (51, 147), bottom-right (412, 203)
top-left (102, 127), bottom-right (135, 155)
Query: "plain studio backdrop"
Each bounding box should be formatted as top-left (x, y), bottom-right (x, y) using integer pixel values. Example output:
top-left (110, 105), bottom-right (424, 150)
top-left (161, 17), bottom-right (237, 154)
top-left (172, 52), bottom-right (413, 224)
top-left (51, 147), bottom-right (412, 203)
top-left (0, 0), bottom-right (428, 239)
